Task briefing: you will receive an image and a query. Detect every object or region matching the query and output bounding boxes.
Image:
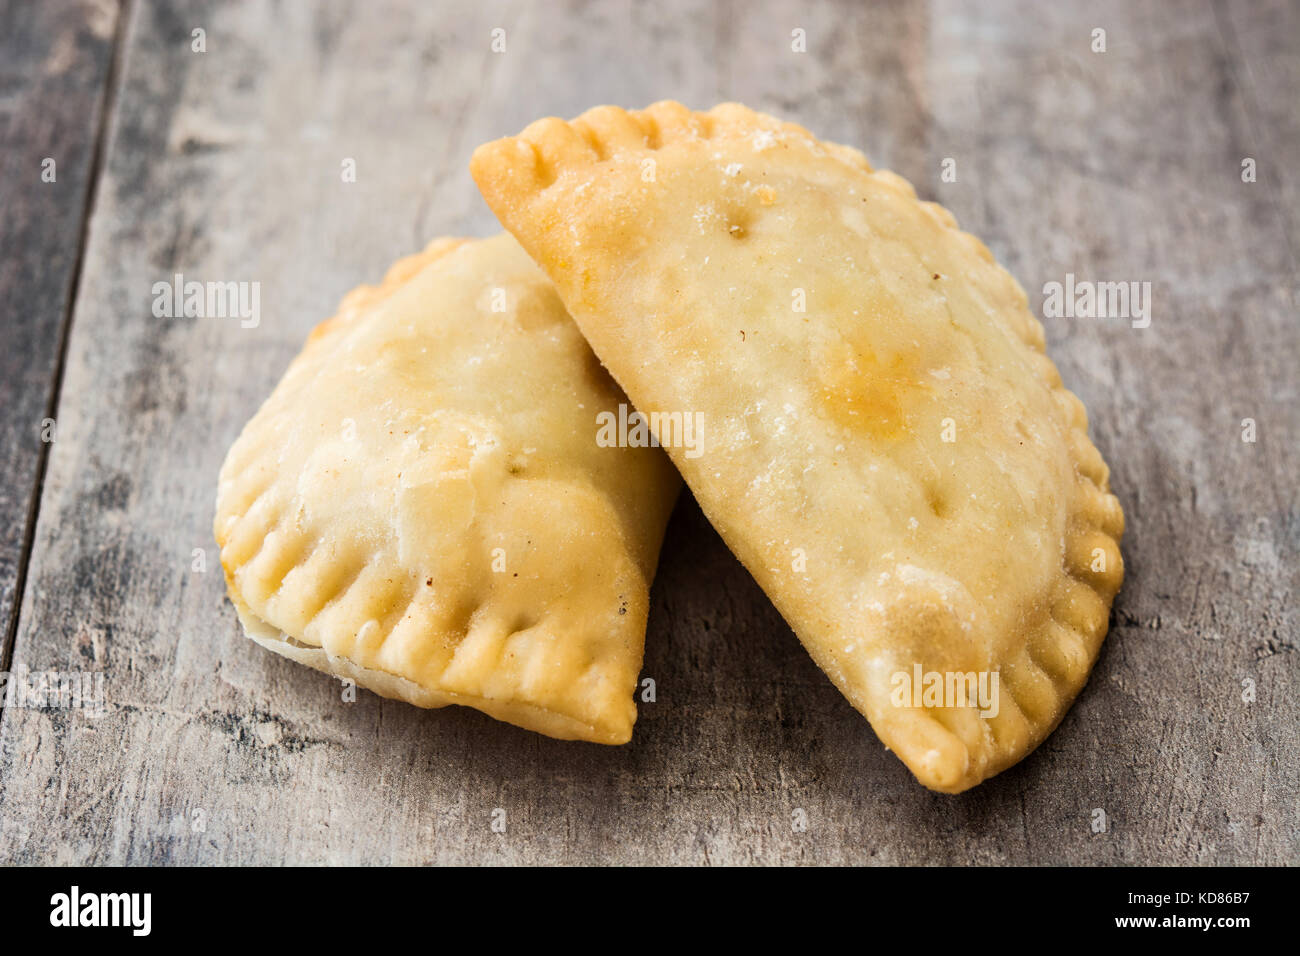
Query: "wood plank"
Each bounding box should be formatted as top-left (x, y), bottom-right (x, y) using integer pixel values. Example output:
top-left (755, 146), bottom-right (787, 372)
top-left (0, 0), bottom-right (119, 671)
top-left (1222, 0), bottom-right (1300, 243)
top-left (0, 0), bottom-right (1294, 864)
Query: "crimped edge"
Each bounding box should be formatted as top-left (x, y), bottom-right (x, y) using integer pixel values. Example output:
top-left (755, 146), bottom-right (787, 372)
top-left (231, 593), bottom-right (631, 744)
top-left (471, 100), bottom-right (872, 216)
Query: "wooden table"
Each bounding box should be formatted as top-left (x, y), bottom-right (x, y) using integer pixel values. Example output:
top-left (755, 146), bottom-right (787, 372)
top-left (1, 0), bottom-right (1295, 865)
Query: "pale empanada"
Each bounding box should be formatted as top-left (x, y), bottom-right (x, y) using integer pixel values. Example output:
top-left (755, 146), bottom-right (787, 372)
top-left (472, 102), bottom-right (1125, 790)
top-left (214, 234), bottom-right (679, 743)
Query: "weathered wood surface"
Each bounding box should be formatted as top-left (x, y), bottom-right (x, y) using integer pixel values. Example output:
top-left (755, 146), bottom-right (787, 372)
top-left (0, 0), bottom-right (119, 681)
top-left (0, 0), bottom-right (1294, 865)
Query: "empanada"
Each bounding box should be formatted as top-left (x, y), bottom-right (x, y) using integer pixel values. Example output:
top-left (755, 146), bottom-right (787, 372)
top-left (214, 234), bottom-right (679, 743)
top-left (472, 102), bottom-right (1125, 790)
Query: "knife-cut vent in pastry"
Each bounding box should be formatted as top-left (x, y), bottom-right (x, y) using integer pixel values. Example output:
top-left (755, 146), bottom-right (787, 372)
top-left (214, 234), bottom-right (680, 743)
top-left (472, 102), bottom-right (1125, 789)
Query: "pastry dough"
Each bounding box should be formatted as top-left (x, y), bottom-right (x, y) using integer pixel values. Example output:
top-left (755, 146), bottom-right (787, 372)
top-left (472, 102), bottom-right (1124, 789)
top-left (214, 234), bottom-right (680, 743)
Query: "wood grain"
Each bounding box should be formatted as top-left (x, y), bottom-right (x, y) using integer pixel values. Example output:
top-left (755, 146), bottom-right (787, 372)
top-left (0, 0), bottom-right (119, 675)
top-left (0, 0), bottom-right (1294, 864)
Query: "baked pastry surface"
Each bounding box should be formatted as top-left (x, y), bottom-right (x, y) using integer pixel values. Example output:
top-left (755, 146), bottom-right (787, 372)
top-left (472, 103), bottom-right (1125, 789)
top-left (214, 234), bottom-right (680, 743)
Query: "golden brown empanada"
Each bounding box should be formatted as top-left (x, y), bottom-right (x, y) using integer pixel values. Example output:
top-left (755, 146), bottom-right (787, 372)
top-left (472, 102), bottom-right (1124, 790)
top-left (214, 234), bottom-right (680, 743)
